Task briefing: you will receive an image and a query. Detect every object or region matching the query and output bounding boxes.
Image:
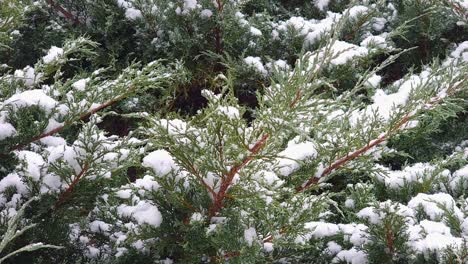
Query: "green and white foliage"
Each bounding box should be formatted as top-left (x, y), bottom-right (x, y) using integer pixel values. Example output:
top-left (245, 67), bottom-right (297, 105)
top-left (0, 0), bottom-right (467, 263)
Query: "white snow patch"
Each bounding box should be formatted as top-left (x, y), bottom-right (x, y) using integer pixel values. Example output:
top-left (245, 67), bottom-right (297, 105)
top-left (143, 150), bottom-right (178, 176)
top-left (43, 46), bottom-right (64, 64)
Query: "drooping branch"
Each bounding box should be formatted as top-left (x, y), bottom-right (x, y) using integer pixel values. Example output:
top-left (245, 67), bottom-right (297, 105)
top-left (296, 90), bottom-right (461, 192)
top-left (208, 133), bottom-right (269, 218)
top-left (8, 91), bottom-right (132, 153)
top-left (46, 0), bottom-right (81, 25)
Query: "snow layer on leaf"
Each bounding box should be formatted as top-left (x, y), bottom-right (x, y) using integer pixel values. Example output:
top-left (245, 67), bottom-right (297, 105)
top-left (0, 173), bottom-right (28, 196)
top-left (319, 41), bottom-right (368, 65)
top-left (244, 227), bottom-right (257, 246)
top-left (143, 150), bottom-right (178, 176)
top-left (244, 56), bottom-right (267, 76)
top-left (314, 0), bottom-right (330, 11)
top-left (17, 150), bottom-right (46, 181)
top-left (332, 248), bottom-right (368, 264)
top-left (407, 193), bottom-right (464, 221)
top-left (216, 106), bottom-right (240, 119)
top-left (277, 138), bottom-right (317, 176)
top-left (375, 163), bottom-right (436, 188)
top-left (117, 201), bottom-right (162, 226)
top-left (43, 46), bottom-right (64, 63)
top-left (5, 89), bottom-right (58, 113)
top-left (0, 122), bottom-right (16, 140)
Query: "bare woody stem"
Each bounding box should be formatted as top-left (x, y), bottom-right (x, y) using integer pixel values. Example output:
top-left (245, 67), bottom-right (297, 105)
top-left (46, 0), bottom-right (81, 25)
top-left (208, 134), bottom-right (269, 218)
top-left (54, 163), bottom-right (89, 208)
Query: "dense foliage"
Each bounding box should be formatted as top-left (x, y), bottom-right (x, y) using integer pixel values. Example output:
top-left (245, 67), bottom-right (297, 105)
top-left (0, 0), bottom-right (467, 263)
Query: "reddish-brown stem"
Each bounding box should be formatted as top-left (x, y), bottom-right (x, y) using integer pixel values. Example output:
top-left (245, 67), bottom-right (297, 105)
top-left (296, 113), bottom-right (412, 192)
top-left (447, 0), bottom-right (468, 19)
top-left (296, 92), bottom-right (456, 192)
top-left (289, 89), bottom-right (303, 108)
top-left (8, 92), bottom-right (131, 152)
top-left (54, 163), bottom-right (89, 208)
top-left (385, 223), bottom-right (395, 255)
top-left (214, 0), bottom-right (224, 55)
top-left (46, 0), bottom-right (81, 25)
top-left (208, 134), bottom-right (269, 218)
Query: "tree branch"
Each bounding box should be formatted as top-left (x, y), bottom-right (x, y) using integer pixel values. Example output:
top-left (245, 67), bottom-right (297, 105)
top-left (54, 163), bottom-right (89, 208)
top-left (208, 134), bottom-right (269, 218)
top-left (296, 91), bottom-right (458, 192)
top-left (8, 92), bottom-right (132, 153)
top-left (46, 0), bottom-right (81, 25)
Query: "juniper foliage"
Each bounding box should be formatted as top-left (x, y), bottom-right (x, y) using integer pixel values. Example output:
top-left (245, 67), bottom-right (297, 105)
top-left (0, 0), bottom-right (467, 263)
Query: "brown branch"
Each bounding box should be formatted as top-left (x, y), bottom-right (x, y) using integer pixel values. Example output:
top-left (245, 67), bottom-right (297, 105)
top-left (214, 0), bottom-right (224, 55)
top-left (46, 0), bottom-right (81, 25)
top-left (7, 92), bottom-right (131, 153)
top-left (54, 163), bottom-right (89, 208)
top-left (296, 91), bottom-right (458, 192)
top-left (385, 223), bottom-right (395, 255)
top-left (208, 134), bottom-right (269, 218)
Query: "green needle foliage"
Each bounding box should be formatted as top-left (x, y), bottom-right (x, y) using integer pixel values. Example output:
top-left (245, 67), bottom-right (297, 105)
top-left (0, 0), bottom-right (467, 263)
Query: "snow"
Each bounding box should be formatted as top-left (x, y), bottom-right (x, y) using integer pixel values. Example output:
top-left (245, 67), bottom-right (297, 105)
top-left (13, 66), bottom-right (41, 87)
top-left (72, 78), bottom-right (90, 91)
top-left (216, 105), bottom-right (240, 119)
top-left (134, 175), bottom-right (160, 192)
top-left (116, 189), bottom-right (132, 199)
top-left (449, 165), bottom-right (468, 191)
top-left (0, 173), bottom-right (28, 196)
top-left (304, 221), bottom-right (340, 238)
top-left (200, 9), bottom-right (213, 18)
top-left (450, 41), bottom-right (468, 62)
top-left (266, 59), bottom-right (289, 71)
top-left (244, 227), bottom-right (257, 246)
top-left (357, 201), bottom-right (415, 225)
top-left (318, 41), bottom-right (369, 65)
top-left (250, 27), bottom-right (262, 36)
top-left (410, 233), bottom-right (463, 258)
top-left (277, 138), bottom-right (317, 176)
top-left (0, 123), bottom-right (16, 140)
top-left (43, 46), bottom-right (63, 63)
top-left (89, 220), bottom-right (111, 233)
top-left (365, 74), bottom-right (382, 87)
top-left (375, 163), bottom-right (436, 189)
top-left (117, 201), bottom-right (162, 226)
top-left (117, 0), bottom-right (142, 20)
top-left (360, 36), bottom-right (388, 49)
top-left (5, 89), bottom-right (58, 113)
top-left (142, 150), bottom-right (178, 176)
top-left (332, 248), bottom-right (368, 264)
top-left (407, 193), bottom-right (464, 221)
top-left (40, 173), bottom-right (63, 193)
top-left (244, 56), bottom-right (267, 76)
top-left (17, 150), bottom-right (46, 181)
top-left (263, 242), bottom-right (274, 252)
top-left (346, 6), bottom-right (369, 19)
top-left (326, 241), bottom-right (342, 255)
top-left (39, 136), bottom-right (66, 147)
top-left (314, 0), bottom-right (330, 11)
